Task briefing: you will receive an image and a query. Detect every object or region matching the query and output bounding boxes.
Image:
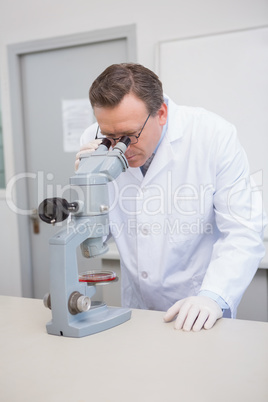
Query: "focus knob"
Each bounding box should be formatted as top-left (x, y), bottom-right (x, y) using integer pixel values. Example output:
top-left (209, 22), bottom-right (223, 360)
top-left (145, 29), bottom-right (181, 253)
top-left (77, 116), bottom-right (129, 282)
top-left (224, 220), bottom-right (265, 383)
top-left (38, 198), bottom-right (78, 224)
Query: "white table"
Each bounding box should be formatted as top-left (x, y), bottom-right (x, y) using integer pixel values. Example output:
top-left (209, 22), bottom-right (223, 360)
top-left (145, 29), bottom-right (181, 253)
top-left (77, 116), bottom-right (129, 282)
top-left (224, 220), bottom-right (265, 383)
top-left (0, 296), bottom-right (267, 402)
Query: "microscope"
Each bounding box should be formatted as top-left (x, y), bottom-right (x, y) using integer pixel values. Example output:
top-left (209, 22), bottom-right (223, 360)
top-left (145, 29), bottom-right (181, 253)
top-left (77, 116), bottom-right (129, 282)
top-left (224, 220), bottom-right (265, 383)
top-left (38, 137), bottom-right (131, 337)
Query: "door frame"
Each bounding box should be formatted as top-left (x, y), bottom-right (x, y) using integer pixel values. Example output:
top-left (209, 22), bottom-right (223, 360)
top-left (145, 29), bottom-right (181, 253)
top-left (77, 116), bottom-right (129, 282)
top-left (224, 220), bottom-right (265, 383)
top-left (7, 24), bottom-right (137, 297)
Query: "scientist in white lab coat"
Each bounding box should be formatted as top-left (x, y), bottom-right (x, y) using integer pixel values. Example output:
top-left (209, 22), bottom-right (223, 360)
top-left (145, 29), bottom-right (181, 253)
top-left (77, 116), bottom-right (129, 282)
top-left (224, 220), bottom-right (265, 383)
top-left (76, 63), bottom-right (266, 331)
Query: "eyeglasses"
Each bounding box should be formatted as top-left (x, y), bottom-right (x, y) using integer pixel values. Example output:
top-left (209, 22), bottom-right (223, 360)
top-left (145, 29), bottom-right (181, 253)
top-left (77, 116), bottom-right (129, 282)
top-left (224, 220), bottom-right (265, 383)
top-left (95, 114), bottom-right (150, 145)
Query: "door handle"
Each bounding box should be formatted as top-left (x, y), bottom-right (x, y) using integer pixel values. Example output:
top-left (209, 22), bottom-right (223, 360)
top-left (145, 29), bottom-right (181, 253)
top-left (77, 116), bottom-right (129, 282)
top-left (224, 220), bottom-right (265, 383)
top-left (30, 208), bottom-right (40, 234)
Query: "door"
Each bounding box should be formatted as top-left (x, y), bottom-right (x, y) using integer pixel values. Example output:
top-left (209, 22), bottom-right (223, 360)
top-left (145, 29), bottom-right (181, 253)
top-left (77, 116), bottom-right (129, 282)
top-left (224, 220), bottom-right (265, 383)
top-left (17, 30), bottom-right (135, 298)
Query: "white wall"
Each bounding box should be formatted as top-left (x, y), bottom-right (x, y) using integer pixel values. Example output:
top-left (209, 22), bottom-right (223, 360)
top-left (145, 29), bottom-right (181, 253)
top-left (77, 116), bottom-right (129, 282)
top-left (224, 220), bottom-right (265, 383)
top-left (0, 0), bottom-right (268, 296)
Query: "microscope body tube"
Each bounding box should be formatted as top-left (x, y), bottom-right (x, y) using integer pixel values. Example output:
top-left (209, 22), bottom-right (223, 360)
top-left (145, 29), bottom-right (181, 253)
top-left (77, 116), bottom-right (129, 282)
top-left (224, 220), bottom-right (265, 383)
top-left (69, 137), bottom-right (130, 258)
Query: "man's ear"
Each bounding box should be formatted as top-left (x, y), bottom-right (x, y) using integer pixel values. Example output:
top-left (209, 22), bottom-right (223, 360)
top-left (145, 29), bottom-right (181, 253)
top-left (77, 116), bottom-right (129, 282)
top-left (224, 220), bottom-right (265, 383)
top-left (158, 102), bottom-right (168, 125)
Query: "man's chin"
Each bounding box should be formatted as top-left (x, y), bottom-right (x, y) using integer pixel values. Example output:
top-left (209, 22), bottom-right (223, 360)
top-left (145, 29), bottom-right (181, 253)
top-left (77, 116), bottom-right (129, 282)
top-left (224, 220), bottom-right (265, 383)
top-left (128, 161), bottom-right (141, 168)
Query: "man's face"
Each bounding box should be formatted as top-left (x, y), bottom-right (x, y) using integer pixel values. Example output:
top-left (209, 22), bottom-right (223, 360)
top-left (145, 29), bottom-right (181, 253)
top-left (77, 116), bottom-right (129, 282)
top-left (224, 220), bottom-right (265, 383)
top-left (94, 93), bottom-right (168, 167)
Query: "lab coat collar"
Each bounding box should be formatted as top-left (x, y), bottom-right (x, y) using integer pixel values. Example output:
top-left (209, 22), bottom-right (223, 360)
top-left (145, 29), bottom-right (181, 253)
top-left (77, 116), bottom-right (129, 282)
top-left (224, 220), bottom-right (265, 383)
top-left (142, 134), bottom-right (175, 185)
top-left (165, 95), bottom-right (184, 142)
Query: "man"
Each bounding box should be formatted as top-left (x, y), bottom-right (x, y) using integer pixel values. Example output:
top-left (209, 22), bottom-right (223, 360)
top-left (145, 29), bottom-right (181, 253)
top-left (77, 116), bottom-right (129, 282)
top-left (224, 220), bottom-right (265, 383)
top-left (76, 63), bottom-right (266, 331)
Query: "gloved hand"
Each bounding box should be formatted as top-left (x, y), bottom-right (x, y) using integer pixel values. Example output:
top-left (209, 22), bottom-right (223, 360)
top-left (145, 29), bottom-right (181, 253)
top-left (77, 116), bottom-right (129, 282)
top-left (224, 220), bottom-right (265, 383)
top-left (75, 139), bottom-right (102, 170)
top-left (163, 296), bottom-right (223, 331)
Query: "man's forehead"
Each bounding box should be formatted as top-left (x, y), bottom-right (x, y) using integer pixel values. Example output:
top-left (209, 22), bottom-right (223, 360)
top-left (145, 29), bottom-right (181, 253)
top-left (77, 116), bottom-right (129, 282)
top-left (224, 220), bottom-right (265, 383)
top-left (95, 101), bottom-right (147, 132)
top-left (94, 94), bottom-right (147, 115)
top-left (98, 119), bottom-right (143, 135)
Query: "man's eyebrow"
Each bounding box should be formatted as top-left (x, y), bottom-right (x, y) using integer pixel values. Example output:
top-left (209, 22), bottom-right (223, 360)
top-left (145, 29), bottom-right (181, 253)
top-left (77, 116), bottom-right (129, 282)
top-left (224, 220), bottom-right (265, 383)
top-left (101, 129), bottom-right (138, 136)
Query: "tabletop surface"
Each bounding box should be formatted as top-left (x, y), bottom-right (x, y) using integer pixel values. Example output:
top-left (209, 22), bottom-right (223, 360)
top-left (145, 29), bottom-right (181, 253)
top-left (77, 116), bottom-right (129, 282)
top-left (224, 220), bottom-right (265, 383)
top-left (0, 295), bottom-right (267, 402)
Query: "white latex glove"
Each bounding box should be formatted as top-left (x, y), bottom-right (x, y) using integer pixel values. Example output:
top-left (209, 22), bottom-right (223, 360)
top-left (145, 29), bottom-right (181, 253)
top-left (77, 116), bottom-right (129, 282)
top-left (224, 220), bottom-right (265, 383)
top-left (75, 139), bottom-right (102, 170)
top-left (163, 296), bottom-right (223, 332)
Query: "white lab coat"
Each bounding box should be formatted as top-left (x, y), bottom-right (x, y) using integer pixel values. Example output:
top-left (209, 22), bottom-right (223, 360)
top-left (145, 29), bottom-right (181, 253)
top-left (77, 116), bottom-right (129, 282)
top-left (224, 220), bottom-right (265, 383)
top-left (81, 96), bottom-right (266, 317)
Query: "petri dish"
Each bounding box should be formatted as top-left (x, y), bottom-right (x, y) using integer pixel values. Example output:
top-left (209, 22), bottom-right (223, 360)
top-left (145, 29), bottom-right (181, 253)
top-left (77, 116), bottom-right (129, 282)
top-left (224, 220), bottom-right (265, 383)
top-left (79, 270), bottom-right (117, 284)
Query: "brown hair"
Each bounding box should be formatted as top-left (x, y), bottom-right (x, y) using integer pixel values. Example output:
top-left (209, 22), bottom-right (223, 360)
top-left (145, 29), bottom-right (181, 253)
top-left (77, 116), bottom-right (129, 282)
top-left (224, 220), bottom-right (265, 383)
top-left (89, 63), bottom-right (164, 116)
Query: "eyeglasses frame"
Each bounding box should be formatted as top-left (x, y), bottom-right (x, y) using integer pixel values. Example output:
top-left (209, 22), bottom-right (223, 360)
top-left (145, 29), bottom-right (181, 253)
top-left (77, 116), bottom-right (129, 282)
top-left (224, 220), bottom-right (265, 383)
top-left (95, 113), bottom-right (151, 145)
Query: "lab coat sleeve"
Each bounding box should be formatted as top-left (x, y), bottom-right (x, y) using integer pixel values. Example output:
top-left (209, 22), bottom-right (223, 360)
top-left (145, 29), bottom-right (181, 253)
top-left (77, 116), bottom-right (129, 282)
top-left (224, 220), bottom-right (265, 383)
top-left (199, 124), bottom-right (267, 317)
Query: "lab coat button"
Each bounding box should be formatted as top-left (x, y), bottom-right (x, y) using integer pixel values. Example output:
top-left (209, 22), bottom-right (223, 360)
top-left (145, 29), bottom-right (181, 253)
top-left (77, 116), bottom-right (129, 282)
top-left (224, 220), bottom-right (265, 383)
top-left (141, 227), bottom-right (149, 235)
top-left (141, 271), bottom-right (148, 279)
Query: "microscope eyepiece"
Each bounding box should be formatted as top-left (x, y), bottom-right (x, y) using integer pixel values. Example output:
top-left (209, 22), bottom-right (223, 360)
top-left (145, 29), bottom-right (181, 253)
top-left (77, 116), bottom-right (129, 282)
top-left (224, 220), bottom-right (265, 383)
top-left (118, 136), bottom-right (131, 148)
top-left (112, 136), bottom-right (131, 155)
top-left (101, 138), bottom-right (112, 149)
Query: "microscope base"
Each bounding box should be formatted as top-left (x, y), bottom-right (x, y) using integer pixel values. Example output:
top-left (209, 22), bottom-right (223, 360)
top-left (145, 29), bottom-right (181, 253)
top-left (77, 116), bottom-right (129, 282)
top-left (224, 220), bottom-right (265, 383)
top-left (46, 303), bottom-right (131, 338)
